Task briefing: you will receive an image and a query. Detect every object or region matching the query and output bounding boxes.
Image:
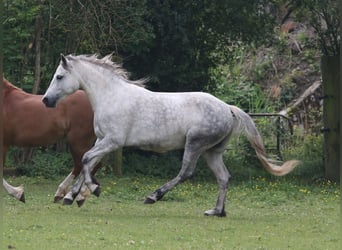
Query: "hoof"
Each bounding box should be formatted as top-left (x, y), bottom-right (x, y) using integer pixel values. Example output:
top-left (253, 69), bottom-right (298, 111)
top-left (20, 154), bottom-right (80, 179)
top-left (91, 175), bottom-right (100, 185)
top-left (19, 193), bottom-right (26, 203)
top-left (72, 192), bottom-right (79, 199)
top-left (54, 196), bottom-right (63, 203)
top-left (63, 198), bottom-right (74, 205)
top-left (76, 199), bottom-right (85, 207)
top-left (144, 197), bottom-right (156, 204)
top-left (218, 210), bottom-right (226, 217)
top-left (204, 208), bottom-right (226, 217)
top-left (93, 186), bottom-right (101, 197)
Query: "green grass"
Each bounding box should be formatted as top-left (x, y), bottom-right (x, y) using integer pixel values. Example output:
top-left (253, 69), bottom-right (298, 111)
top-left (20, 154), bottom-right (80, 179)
top-left (3, 175), bottom-right (340, 250)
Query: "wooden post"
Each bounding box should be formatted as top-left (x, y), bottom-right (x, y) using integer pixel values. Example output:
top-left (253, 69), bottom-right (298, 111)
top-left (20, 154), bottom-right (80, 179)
top-left (113, 148), bottom-right (122, 176)
top-left (321, 56), bottom-right (340, 181)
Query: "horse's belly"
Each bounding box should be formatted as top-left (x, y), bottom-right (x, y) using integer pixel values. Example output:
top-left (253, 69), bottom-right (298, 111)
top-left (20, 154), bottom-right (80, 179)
top-left (132, 132), bottom-right (186, 153)
top-left (138, 140), bottom-right (185, 153)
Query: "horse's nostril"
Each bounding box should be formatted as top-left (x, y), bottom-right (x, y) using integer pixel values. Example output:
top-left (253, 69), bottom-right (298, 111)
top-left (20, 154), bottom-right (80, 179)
top-left (42, 97), bottom-right (49, 105)
top-left (42, 96), bottom-right (55, 107)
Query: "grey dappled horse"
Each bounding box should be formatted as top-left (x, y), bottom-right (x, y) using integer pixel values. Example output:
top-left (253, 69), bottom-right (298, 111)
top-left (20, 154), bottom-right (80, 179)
top-left (42, 54), bottom-right (299, 216)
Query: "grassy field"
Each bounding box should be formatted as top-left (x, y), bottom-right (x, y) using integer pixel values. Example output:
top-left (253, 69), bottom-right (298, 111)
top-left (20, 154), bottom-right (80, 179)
top-left (2, 175), bottom-right (340, 250)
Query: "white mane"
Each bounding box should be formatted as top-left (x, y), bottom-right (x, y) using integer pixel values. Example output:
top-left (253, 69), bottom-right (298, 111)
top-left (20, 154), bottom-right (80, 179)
top-left (66, 54), bottom-right (148, 87)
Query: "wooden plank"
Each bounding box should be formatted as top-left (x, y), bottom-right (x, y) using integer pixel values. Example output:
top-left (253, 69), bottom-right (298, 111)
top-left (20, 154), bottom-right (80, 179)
top-left (278, 80), bottom-right (321, 117)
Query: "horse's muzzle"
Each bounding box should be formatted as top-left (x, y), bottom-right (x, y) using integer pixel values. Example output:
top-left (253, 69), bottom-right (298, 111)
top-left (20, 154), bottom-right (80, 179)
top-left (42, 96), bottom-right (57, 108)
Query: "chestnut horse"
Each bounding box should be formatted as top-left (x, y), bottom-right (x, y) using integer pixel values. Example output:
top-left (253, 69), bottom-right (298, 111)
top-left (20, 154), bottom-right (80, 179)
top-left (2, 77), bottom-right (100, 206)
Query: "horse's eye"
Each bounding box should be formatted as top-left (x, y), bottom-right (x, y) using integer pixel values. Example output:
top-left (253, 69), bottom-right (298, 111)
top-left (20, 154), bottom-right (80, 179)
top-left (56, 75), bottom-right (63, 80)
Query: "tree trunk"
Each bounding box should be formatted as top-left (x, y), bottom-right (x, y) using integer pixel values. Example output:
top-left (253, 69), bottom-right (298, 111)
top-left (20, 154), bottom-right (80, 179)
top-left (1, 13), bottom-right (3, 176)
top-left (32, 10), bottom-right (42, 94)
top-left (21, 9), bottom-right (43, 163)
top-left (321, 56), bottom-right (340, 182)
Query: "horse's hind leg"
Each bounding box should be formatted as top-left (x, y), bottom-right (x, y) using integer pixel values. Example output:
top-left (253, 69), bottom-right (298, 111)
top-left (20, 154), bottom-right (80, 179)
top-left (203, 149), bottom-right (230, 217)
top-left (144, 138), bottom-right (204, 204)
top-left (144, 150), bottom-right (201, 204)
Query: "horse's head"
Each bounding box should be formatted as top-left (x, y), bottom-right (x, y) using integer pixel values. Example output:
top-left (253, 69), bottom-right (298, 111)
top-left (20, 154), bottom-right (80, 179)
top-left (42, 54), bottom-right (80, 108)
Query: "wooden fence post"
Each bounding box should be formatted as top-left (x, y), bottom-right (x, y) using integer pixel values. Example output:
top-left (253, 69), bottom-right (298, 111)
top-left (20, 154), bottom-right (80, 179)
top-left (113, 148), bottom-right (122, 176)
top-left (321, 56), bottom-right (340, 181)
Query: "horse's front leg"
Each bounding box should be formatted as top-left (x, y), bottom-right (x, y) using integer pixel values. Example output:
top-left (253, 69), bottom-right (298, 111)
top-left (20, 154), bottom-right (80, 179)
top-left (75, 183), bottom-right (91, 207)
top-left (63, 174), bottom-right (100, 205)
top-left (74, 175), bottom-right (100, 207)
top-left (69, 137), bottom-right (119, 202)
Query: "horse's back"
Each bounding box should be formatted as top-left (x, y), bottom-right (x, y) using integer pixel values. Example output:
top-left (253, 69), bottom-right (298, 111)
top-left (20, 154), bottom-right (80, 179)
top-left (112, 89), bottom-right (233, 151)
top-left (3, 87), bottom-right (93, 147)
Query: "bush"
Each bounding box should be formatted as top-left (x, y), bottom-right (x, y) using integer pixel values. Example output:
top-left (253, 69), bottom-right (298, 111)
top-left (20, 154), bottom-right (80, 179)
top-left (282, 134), bottom-right (324, 179)
top-left (8, 132), bottom-right (324, 182)
top-left (120, 149), bottom-right (214, 180)
top-left (16, 149), bottom-right (72, 179)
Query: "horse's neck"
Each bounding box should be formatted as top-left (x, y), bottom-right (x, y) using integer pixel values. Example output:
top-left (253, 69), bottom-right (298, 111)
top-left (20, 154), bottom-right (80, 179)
top-left (3, 79), bottom-right (22, 96)
top-left (3, 79), bottom-right (15, 90)
top-left (81, 73), bottom-right (133, 110)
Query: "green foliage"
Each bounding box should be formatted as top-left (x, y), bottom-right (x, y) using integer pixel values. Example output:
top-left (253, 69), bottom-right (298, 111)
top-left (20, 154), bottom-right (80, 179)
top-left (3, 0), bottom-right (276, 93)
top-left (121, 150), bottom-right (182, 178)
top-left (15, 149), bottom-right (71, 179)
top-left (124, 0), bottom-right (275, 92)
top-left (291, 0), bottom-right (340, 55)
top-left (279, 76), bottom-right (297, 104)
top-left (283, 134), bottom-right (324, 178)
top-left (215, 78), bottom-right (273, 113)
top-left (118, 149), bottom-right (213, 180)
top-left (3, 0), bottom-right (39, 91)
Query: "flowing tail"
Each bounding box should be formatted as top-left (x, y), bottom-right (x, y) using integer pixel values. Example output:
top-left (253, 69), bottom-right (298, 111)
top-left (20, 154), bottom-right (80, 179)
top-left (229, 105), bottom-right (300, 176)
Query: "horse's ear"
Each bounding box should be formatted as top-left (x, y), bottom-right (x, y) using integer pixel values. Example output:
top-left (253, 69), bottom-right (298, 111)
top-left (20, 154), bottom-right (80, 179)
top-left (61, 54), bottom-right (68, 69)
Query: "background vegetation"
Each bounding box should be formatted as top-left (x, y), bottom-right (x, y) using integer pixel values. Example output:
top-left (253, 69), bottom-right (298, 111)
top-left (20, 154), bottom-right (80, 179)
top-left (3, 0), bottom-right (340, 181)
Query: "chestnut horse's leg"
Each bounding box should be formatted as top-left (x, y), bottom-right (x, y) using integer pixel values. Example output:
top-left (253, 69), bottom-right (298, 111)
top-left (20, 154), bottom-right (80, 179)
top-left (53, 145), bottom-right (82, 202)
top-left (3, 178), bottom-right (25, 203)
top-left (2, 146), bottom-right (25, 202)
top-left (54, 172), bottom-right (76, 202)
